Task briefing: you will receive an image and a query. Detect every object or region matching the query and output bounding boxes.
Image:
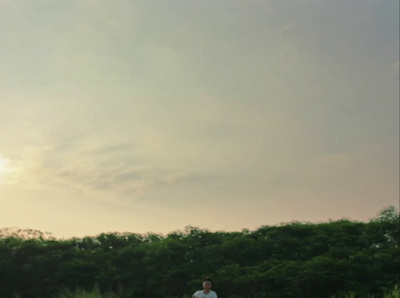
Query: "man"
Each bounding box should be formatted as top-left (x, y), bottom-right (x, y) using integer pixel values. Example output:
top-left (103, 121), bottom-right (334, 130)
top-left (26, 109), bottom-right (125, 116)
top-left (192, 277), bottom-right (218, 298)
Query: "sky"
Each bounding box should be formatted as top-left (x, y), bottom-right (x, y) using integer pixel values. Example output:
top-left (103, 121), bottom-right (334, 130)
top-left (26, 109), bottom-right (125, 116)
top-left (0, 0), bottom-right (398, 239)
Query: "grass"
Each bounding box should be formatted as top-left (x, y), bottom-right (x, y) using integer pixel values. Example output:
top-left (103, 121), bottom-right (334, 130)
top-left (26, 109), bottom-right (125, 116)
top-left (52, 284), bottom-right (400, 298)
top-left (384, 285), bottom-right (400, 298)
top-left (57, 285), bottom-right (118, 298)
top-left (343, 285), bottom-right (399, 298)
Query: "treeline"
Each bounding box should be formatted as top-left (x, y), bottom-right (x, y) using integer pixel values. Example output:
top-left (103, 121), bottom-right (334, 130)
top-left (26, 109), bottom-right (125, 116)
top-left (0, 207), bottom-right (398, 298)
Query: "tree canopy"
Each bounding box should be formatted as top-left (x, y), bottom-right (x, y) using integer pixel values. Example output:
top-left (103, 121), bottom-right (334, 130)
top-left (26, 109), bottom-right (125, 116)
top-left (1, 206), bottom-right (398, 298)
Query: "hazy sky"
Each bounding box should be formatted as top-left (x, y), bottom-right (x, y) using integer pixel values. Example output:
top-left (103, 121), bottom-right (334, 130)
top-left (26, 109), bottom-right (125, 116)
top-left (0, 0), bottom-right (398, 238)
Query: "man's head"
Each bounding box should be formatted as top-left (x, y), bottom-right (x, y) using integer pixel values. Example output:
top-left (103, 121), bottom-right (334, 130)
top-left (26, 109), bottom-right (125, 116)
top-left (202, 277), bottom-right (213, 291)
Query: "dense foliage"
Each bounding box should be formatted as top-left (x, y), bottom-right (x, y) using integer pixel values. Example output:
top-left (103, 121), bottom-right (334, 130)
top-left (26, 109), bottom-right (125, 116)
top-left (1, 207), bottom-right (398, 298)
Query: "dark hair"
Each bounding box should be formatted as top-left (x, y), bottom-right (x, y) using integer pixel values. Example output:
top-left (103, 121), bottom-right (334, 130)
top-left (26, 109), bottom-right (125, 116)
top-left (203, 277), bottom-right (213, 284)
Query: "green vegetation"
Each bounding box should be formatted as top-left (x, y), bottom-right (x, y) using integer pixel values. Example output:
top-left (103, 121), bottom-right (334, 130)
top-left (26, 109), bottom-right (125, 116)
top-left (57, 285), bottom-right (119, 298)
top-left (383, 285), bottom-right (400, 298)
top-left (1, 206), bottom-right (398, 298)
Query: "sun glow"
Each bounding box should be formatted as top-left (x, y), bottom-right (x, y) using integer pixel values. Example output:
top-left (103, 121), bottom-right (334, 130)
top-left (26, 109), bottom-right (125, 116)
top-left (0, 155), bottom-right (9, 172)
top-left (0, 155), bottom-right (21, 185)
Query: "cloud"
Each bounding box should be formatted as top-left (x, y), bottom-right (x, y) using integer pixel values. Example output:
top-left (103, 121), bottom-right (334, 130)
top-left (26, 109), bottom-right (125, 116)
top-left (1, 132), bottom-right (212, 203)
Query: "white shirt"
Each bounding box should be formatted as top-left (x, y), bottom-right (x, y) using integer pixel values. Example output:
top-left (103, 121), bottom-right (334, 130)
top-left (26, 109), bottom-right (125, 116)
top-left (193, 290), bottom-right (218, 298)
